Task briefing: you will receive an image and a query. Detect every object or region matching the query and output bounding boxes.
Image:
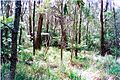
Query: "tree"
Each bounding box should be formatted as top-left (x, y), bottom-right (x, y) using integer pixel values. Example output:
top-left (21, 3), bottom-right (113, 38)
top-left (35, 13), bottom-right (43, 50)
top-left (74, 5), bottom-right (78, 59)
top-left (46, 13), bottom-right (49, 46)
top-left (33, 1), bottom-right (35, 55)
top-left (100, 0), bottom-right (104, 56)
top-left (5, 2), bottom-right (11, 47)
top-left (60, 0), bottom-right (64, 62)
top-left (29, 0), bottom-right (32, 40)
top-left (78, 2), bottom-right (82, 45)
top-left (9, 1), bottom-right (21, 80)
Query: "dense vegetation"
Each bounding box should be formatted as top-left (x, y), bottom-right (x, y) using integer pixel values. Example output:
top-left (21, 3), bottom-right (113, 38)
top-left (1, 0), bottom-right (120, 80)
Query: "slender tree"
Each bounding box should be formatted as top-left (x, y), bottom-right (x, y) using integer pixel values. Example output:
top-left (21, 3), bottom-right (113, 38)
top-left (9, 1), bottom-right (21, 80)
top-left (19, 27), bottom-right (22, 45)
top-left (75, 5), bottom-right (78, 59)
top-left (5, 3), bottom-right (10, 46)
top-left (33, 1), bottom-right (35, 55)
top-left (104, 0), bottom-right (109, 30)
top-left (35, 13), bottom-right (43, 50)
top-left (29, 0), bottom-right (32, 40)
top-left (60, 0), bottom-right (64, 62)
top-left (100, 0), bottom-right (104, 56)
top-left (78, 3), bottom-right (82, 44)
top-left (1, 0), bottom-right (4, 52)
top-left (86, 1), bottom-right (90, 46)
top-left (46, 13), bottom-right (49, 46)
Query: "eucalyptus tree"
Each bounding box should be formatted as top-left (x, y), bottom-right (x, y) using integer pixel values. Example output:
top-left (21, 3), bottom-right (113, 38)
top-left (28, 0), bottom-right (32, 40)
top-left (9, 1), bottom-right (21, 80)
top-left (100, 0), bottom-right (104, 56)
top-left (35, 0), bottom-right (51, 50)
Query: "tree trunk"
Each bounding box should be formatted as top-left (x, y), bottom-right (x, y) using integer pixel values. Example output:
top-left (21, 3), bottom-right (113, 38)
top-left (29, 0), bottom-right (32, 40)
top-left (86, 21), bottom-right (89, 45)
top-left (74, 6), bottom-right (78, 59)
top-left (19, 28), bottom-right (22, 45)
top-left (35, 13), bottom-right (43, 50)
top-left (1, 0), bottom-right (4, 53)
top-left (104, 0), bottom-right (108, 34)
top-left (100, 0), bottom-right (105, 56)
top-left (71, 31), bottom-right (74, 60)
top-left (78, 5), bottom-right (82, 44)
top-left (54, 17), bottom-right (57, 32)
top-left (86, 1), bottom-right (90, 46)
top-left (5, 4), bottom-right (10, 47)
top-left (9, 1), bottom-right (21, 80)
top-left (75, 7), bottom-right (78, 59)
top-left (46, 13), bottom-right (49, 47)
top-left (60, 0), bottom-right (64, 62)
top-left (33, 1), bottom-right (36, 55)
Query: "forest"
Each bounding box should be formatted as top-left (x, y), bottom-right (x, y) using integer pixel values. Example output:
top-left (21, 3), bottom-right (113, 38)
top-left (0, 0), bottom-right (120, 80)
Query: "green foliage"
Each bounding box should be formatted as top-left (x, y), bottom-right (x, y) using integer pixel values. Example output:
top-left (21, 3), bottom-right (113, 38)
top-left (1, 63), bottom-right (10, 80)
top-left (104, 11), bottom-right (113, 20)
top-left (18, 51), bottom-right (33, 61)
top-left (0, 16), bottom-right (14, 28)
top-left (77, 55), bottom-right (91, 69)
top-left (110, 46), bottom-right (120, 57)
top-left (107, 63), bottom-right (120, 76)
top-left (83, 7), bottom-right (90, 17)
top-left (72, 0), bottom-right (85, 6)
top-left (15, 63), bottom-right (33, 80)
top-left (68, 71), bottom-right (85, 80)
top-left (51, 31), bottom-right (60, 47)
top-left (96, 55), bottom-right (120, 77)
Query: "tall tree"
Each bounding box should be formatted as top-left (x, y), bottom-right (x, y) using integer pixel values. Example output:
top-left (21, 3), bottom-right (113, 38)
top-left (75, 5), bottom-right (78, 59)
top-left (100, 0), bottom-right (104, 56)
top-left (1, 0), bottom-right (4, 52)
top-left (78, 3), bottom-right (82, 44)
top-left (60, 0), bottom-right (64, 62)
top-left (29, 0), bottom-right (32, 40)
top-left (9, 1), bottom-right (21, 80)
top-left (35, 13), bottom-right (43, 50)
top-left (86, 0), bottom-right (90, 46)
top-left (33, 1), bottom-right (36, 55)
top-left (46, 13), bottom-right (49, 46)
top-left (104, 0), bottom-right (109, 28)
top-left (5, 3), bottom-right (11, 46)
top-left (60, 0), bottom-right (66, 62)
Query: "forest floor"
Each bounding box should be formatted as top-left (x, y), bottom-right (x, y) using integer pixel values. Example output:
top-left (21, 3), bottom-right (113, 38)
top-left (2, 47), bottom-right (120, 80)
top-left (18, 47), bottom-right (120, 80)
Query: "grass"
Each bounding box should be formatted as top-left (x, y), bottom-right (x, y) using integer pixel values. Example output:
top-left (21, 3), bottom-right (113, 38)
top-left (2, 47), bottom-right (120, 80)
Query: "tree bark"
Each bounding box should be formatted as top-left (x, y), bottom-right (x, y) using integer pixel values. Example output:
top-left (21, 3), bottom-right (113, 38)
top-left (29, 0), bottom-right (32, 40)
top-left (78, 5), bottom-right (82, 44)
top-left (1, 0), bottom-right (4, 52)
top-left (5, 4), bottom-right (10, 47)
top-left (100, 0), bottom-right (105, 56)
top-left (33, 1), bottom-right (36, 55)
top-left (9, 1), bottom-right (21, 80)
top-left (60, 0), bottom-right (64, 62)
top-left (19, 28), bottom-right (22, 45)
top-left (75, 6), bottom-right (78, 59)
top-left (46, 13), bottom-right (49, 46)
top-left (86, 21), bottom-right (89, 45)
top-left (35, 13), bottom-right (43, 50)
